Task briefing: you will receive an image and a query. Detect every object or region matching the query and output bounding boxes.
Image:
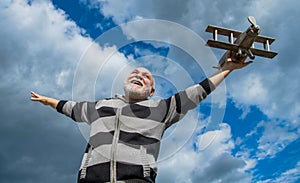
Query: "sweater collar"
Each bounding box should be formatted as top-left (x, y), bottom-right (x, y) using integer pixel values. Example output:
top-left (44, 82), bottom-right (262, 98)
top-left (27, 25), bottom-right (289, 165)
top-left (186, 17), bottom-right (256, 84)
top-left (114, 94), bottom-right (149, 103)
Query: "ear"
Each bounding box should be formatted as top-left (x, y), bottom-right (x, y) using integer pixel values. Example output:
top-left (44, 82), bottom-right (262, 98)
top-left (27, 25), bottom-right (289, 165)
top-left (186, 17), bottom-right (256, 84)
top-left (149, 88), bottom-right (155, 97)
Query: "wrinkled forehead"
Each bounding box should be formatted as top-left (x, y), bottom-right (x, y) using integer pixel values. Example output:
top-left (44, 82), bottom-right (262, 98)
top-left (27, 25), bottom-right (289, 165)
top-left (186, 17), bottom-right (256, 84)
top-left (133, 67), bottom-right (152, 75)
top-left (129, 67), bottom-right (155, 84)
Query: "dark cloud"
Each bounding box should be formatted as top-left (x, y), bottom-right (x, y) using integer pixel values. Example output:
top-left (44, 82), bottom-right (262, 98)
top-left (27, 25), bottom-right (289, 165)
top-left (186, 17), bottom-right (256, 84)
top-left (191, 153), bottom-right (248, 183)
top-left (0, 1), bottom-right (92, 182)
top-left (0, 93), bottom-right (87, 183)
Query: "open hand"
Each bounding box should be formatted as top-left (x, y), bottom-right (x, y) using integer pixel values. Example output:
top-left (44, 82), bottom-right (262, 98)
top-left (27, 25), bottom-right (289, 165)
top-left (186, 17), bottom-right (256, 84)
top-left (31, 91), bottom-right (50, 105)
top-left (31, 91), bottom-right (59, 108)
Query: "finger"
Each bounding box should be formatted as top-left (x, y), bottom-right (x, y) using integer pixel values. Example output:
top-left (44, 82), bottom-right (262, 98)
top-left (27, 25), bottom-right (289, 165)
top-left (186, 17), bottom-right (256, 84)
top-left (238, 61), bottom-right (253, 68)
top-left (31, 97), bottom-right (40, 101)
top-left (244, 61), bottom-right (253, 66)
top-left (226, 51), bottom-right (232, 58)
top-left (31, 91), bottom-right (40, 98)
top-left (240, 55), bottom-right (248, 63)
top-left (31, 91), bottom-right (37, 96)
top-left (233, 56), bottom-right (247, 63)
top-left (31, 93), bottom-right (38, 98)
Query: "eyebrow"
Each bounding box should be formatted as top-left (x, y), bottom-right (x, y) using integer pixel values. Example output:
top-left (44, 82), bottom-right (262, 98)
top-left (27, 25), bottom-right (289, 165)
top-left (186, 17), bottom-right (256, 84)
top-left (142, 72), bottom-right (150, 76)
top-left (132, 70), bottom-right (151, 76)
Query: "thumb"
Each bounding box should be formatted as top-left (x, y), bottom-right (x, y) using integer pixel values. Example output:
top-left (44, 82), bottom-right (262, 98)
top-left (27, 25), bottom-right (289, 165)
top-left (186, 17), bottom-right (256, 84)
top-left (245, 60), bottom-right (253, 65)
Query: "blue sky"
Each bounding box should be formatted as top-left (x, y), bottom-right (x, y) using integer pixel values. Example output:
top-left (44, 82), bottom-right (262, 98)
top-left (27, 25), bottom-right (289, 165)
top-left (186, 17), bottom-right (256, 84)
top-left (1, 0), bottom-right (300, 182)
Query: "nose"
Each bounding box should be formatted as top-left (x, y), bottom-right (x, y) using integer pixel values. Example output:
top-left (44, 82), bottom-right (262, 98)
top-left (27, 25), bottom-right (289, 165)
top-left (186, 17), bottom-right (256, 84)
top-left (135, 72), bottom-right (142, 79)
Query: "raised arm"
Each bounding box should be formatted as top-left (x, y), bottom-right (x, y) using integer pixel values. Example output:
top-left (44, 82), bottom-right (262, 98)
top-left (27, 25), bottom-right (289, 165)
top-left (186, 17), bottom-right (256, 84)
top-left (208, 51), bottom-right (252, 88)
top-left (31, 91), bottom-right (59, 109)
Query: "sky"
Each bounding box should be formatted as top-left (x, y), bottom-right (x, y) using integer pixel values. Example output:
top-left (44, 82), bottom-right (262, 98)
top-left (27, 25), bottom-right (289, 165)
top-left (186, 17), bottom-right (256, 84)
top-left (1, 0), bottom-right (300, 182)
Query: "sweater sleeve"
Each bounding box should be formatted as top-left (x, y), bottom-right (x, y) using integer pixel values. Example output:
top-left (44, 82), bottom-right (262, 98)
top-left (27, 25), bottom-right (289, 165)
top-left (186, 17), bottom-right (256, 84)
top-left (164, 78), bottom-right (215, 128)
top-left (56, 100), bottom-right (98, 124)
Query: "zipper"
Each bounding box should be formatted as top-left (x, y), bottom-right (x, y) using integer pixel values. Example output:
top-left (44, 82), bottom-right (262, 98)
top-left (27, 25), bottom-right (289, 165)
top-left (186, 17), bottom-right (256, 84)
top-left (79, 145), bottom-right (92, 179)
top-left (110, 108), bottom-right (121, 183)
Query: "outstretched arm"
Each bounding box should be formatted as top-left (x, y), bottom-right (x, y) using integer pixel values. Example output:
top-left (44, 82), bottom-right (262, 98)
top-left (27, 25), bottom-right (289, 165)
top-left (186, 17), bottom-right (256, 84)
top-left (208, 51), bottom-right (252, 88)
top-left (31, 91), bottom-right (97, 123)
top-left (163, 52), bottom-right (252, 127)
top-left (31, 91), bottom-right (59, 109)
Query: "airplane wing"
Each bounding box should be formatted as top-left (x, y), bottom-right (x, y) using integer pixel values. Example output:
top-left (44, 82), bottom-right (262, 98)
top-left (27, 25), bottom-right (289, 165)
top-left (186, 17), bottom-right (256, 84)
top-left (206, 25), bottom-right (277, 59)
top-left (205, 16), bottom-right (278, 68)
top-left (206, 25), bottom-right (276, 44)
top-left (206, 40), bottom-right (239, 51)
top-left (250, 48), bottom-right (277, 58)
top-left (206, 25), bottom-right (242, 38)
top-left (206, 40), bottom-right (277, 58)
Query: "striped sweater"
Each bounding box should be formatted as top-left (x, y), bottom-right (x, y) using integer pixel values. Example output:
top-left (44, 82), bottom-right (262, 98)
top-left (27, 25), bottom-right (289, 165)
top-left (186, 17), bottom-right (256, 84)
top-left (56, 79), bottom-right (214, 183)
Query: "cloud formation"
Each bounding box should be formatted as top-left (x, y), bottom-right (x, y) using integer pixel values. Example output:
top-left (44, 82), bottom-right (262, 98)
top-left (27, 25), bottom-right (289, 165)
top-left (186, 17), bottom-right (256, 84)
top-left (86, 0), bottom-right (300, 122)
top-left (0, 0), bottom-right (127, 182)
top-left (80, 0), bottom-right (300, 182)
top-left (1, 0), bottom-right (299, 182)
top-left (82, 0), bottom-right (300, 182)
top-left (157, 123), bottom-right (252, 183)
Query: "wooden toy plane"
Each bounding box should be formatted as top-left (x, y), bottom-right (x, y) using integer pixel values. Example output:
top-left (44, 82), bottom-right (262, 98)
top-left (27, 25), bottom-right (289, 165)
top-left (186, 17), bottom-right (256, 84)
top-left (206, 16), bottom-right (278, 68)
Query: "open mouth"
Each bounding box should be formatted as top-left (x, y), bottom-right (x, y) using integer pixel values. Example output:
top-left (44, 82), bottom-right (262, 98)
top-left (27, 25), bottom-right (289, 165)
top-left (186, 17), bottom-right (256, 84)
top-left (131, 80), bottom-right (143, 86)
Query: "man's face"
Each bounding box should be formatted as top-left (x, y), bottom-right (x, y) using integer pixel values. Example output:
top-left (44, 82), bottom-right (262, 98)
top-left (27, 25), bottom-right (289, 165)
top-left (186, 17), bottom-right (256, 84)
top-left (123, 67), bottom-right (155, 101)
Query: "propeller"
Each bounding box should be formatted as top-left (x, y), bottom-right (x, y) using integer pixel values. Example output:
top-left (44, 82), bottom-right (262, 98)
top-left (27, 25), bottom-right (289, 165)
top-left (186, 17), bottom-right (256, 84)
top-left (248, 16), bottom-right (260, 30)
top-left (248, 16), bottom-right (257, 27)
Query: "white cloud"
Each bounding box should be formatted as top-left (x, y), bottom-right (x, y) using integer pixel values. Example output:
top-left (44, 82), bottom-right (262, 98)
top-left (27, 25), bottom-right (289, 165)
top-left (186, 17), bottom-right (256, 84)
top-left (241, 118), bottom-right (299, 162)
top-left (272, 161), bottom-right (300, 183)
top-left (72, 43), bottom-right (130, 101)
top-left (255, 120), bottom-right (298, 160)
top-left (3, 0), bottom-right (299, 182)
top-left (0, 0), bottom-right (131, 100)
top-left (85, 0), bottom-right (248, 32)
top-left (157, 123), bottom-right (253, 183)
top-left (0, 0), bottom-right (131, 182)
top-left (227, 0), bottom-right (300, 122)
top-left (85, 0), bottom-right (300, 123)
top-left (229, 73), bottom-right (268, 106)
top-left (0, 0), bottom-right (91, 96)
top-left (79, 2), bottom-right (300, 181)
top-left (99, 0), bottom-right (141, 24)
top-left (55, 69), bottom-right (71, 87)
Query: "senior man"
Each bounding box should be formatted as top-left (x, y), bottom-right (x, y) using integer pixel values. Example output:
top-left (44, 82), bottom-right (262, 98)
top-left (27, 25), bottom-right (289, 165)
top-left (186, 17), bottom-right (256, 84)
top-left (31, 52), bottom-right (251, 183)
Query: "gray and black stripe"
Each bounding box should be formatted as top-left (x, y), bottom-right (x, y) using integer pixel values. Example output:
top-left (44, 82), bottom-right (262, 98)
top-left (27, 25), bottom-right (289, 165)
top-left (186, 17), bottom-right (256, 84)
top-left (57, 79), bottom-right (214, 183)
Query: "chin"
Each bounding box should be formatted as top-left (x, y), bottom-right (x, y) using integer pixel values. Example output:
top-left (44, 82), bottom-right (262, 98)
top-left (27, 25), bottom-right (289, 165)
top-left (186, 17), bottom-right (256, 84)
top-left (123, 84), bottom-right (150, 100)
